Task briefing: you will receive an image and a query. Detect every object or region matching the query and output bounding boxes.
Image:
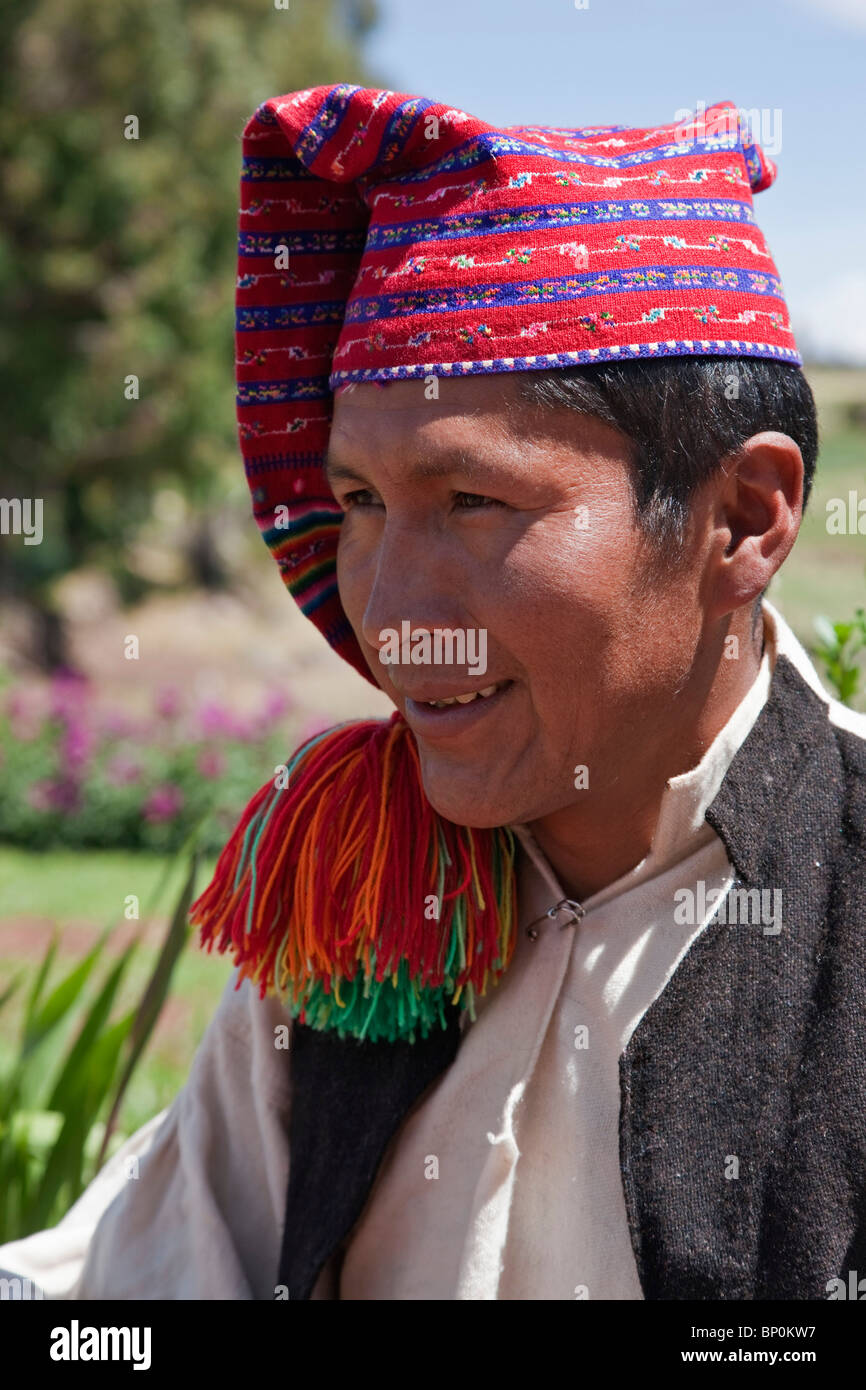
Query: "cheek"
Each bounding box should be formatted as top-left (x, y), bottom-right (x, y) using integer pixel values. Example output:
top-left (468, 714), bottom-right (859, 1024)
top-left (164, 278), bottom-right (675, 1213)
top-left (335, 526), bottom-right (374, 622)
top-left (494, 511), bottom-right (698, 744)
top-left (488, 509), bottom-right (640, 670)
top-left (334, 503), bottom-right (671, 703)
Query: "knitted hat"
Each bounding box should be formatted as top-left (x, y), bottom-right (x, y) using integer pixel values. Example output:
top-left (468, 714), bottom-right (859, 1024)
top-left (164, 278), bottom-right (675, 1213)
top-left (236, 84), bottom-right (797, 679)
top-left (192, 86), bottom-right (797, 1042)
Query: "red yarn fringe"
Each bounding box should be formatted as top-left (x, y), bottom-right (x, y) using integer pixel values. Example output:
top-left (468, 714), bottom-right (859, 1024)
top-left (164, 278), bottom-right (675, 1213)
top-left (189, 712), bottom-right (517, 1008)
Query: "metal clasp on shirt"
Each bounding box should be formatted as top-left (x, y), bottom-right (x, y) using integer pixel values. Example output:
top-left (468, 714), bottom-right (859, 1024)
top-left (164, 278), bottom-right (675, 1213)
top-left (525, 897), bottom-right (585, 940)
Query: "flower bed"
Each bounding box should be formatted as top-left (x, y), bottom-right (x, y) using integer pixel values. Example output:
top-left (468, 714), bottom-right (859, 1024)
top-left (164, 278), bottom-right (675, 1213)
top-left (0, 670), bottom-right (327, 854)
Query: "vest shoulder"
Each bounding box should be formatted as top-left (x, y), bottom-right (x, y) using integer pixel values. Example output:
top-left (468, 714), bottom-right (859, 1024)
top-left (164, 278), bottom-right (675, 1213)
top-left (827, 701), bottom-right (866, 751)
top-left (831, 712), bottom-right (866, 799)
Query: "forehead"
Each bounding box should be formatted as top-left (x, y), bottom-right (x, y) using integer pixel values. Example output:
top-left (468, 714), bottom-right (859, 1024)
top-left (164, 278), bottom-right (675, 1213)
top-left (328, 373), bottom-right (626, 467)
top-left (328, 376), bottom-right (524, 473)
top-left (332, 373), bottom-right (520, 425)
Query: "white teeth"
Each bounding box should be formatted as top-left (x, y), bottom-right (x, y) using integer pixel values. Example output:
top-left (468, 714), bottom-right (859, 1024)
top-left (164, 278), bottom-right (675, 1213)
top-left (424, 682), bottom-right (504, 708)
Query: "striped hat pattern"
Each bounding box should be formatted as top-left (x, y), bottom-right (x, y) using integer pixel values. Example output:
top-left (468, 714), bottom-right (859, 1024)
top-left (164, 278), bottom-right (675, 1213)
top-left (237, 85), bottom-right (799, 682)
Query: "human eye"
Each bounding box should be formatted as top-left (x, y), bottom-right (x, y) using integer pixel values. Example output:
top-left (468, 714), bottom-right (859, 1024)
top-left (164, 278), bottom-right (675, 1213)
top-left (453, 492), bottom-right (507, 510)
top-left (341, 488), bottom-right (381, 509)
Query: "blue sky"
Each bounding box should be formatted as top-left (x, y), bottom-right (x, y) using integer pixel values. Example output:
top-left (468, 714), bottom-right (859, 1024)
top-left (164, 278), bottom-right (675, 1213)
top-left (361, 0), bottom-right (866, 362)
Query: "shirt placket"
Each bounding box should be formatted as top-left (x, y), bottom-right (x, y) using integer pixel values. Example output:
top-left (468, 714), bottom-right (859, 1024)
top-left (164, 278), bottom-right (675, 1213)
top-left (455, 825), bottom-right (583, 1299)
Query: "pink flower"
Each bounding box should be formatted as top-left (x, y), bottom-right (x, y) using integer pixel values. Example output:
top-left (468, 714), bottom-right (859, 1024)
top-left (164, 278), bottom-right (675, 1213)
top-left (61, 717), bottom-right (94, 772)
top-left (196, 748), bottom-right (225, 779)
top-left (106, 752), bottom-right (143, 786)
top-left (101, 709), bottom-right (135, 736)
top-left (155, 686), bottom-right (182, 719)
top-left (26, 778), bottom-right (79, 813)
top-left (49, 669), bottom-right (88, 720)
top-left (261, 688), bottom-right (293, 724)
top-left (143, 784), bottom-right (185, 823)
top-left (196, 701), bottom-right (236, 738)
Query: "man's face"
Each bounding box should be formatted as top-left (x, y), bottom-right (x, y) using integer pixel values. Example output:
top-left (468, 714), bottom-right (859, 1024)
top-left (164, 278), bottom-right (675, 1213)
top-left (326, 372), bottom-right (709, 829)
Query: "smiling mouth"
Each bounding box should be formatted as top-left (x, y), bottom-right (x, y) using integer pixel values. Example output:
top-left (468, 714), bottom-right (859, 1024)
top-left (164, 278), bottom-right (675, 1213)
top-left (400, 679), bottom-right (514, 740)
top-left (421, 681), bottom-right (507, 709)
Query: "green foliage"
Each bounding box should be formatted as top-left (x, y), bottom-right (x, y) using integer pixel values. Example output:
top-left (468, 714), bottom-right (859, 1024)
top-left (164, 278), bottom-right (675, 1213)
top-left (0, 0), bottom-right (377, 624)
top-left (812, 607), bottom-right (866, 707)
top-left (0, 845), bottom-right (199, 1243)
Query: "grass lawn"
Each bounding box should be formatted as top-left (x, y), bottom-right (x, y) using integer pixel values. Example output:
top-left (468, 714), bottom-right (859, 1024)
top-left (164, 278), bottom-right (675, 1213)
top-left (0, 846), bottom-right (215, 921)
top-left (760, 367), bottom-right (866, 706)
top-left (0, 847), bottom-right (231, 1138)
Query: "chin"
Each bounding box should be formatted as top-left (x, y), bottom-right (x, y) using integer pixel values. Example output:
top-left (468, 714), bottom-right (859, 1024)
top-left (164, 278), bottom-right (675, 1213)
top-left (417, 767), bottom-right (518, 831)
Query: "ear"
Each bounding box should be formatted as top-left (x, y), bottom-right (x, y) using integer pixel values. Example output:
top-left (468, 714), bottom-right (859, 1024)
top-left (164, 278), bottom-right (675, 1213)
top-left (706, 430), bottom-right (804, 618)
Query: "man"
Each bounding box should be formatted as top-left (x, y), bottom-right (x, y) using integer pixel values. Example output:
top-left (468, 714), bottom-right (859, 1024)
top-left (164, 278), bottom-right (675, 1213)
top-left (3, 85), bottom-right (865, 1301)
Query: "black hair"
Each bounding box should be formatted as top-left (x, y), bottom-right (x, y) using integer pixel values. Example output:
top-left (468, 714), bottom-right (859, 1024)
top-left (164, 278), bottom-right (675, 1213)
top-left (516, 357), bottom-right (818, 552)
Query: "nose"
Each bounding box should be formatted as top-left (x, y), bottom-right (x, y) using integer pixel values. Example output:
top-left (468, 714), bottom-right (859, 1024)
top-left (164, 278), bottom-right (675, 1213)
top-left (359, 517), bottom-right (466, 659)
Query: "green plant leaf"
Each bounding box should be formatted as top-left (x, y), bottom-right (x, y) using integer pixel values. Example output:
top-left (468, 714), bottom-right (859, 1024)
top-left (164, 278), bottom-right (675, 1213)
top-left (96, 849), bottom-right (198, 1167)
top-left (46, 943), bottom-right (136, 1114)
top-left (21, 929), bottom-right (60, 1037)
top-left (0, 973), bottom-right (23, 1015)
top-left (813, 615), bottom-right (838, 649)
top-left (10, 1109), bottom-right (64, 1159)
top-left (21, 932), bottom-right (109, 1060)
top-left (27, 1013), bottom-right (134, 1232)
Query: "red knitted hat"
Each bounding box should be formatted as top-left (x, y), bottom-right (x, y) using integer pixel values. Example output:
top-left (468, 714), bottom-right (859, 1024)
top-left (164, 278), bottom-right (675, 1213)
top-left (237, 85), bottom-right (798, 686)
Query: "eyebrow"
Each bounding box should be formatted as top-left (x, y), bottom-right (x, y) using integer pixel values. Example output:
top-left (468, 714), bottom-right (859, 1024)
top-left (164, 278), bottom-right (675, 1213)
top-left (322, 448), bottom-right (512, 486)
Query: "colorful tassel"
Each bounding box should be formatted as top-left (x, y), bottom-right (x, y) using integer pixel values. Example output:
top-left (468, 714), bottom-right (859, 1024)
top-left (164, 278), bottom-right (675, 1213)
top-left (190, 712), bottom-right (518, 1042)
